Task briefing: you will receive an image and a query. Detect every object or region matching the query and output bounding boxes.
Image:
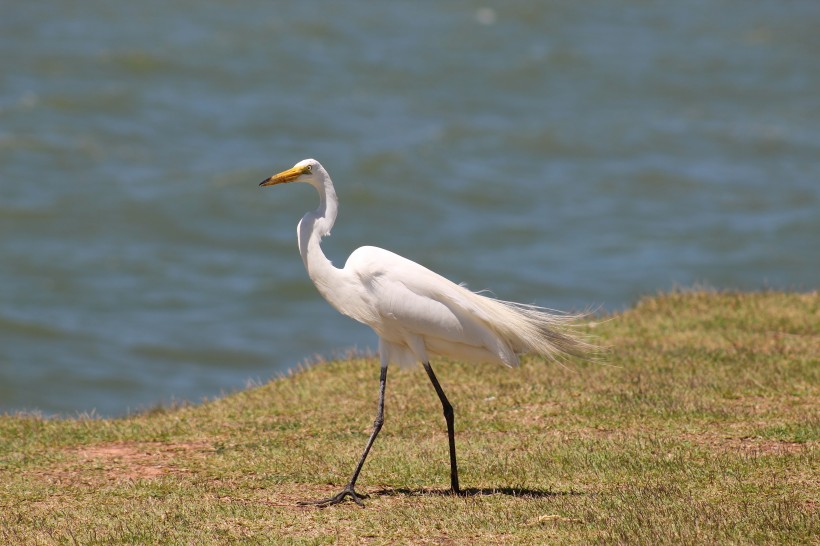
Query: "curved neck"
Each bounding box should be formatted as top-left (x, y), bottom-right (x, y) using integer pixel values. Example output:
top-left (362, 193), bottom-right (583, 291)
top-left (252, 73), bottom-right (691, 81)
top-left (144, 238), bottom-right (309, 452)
top-left (297, 176), bottom-right (343, 304)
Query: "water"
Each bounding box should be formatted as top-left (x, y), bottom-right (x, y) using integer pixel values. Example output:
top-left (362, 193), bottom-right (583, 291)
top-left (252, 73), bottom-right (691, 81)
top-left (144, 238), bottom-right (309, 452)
top-left (1, 1), bottom-right (818, 416)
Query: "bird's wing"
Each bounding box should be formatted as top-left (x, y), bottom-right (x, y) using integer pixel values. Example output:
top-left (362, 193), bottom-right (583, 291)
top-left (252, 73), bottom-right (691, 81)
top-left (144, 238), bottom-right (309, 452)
top-left (344, 246), bottom-right (518, 365)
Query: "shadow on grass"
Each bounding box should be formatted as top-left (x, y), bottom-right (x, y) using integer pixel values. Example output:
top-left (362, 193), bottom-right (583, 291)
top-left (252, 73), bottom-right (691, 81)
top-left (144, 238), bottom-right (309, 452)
top-left (370, 486), bottom-right (583, 499)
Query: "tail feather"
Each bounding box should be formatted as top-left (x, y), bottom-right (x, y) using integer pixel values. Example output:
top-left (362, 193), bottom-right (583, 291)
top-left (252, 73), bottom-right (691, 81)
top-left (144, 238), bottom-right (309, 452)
top-left (445, 285), bottom-right (596, 365)
top-left (500, 300), bottom-right (594, 360)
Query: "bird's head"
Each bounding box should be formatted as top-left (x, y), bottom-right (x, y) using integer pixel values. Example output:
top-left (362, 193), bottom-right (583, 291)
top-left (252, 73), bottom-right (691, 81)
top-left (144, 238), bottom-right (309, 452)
top-left (259, 158), bottom-right (323, 188)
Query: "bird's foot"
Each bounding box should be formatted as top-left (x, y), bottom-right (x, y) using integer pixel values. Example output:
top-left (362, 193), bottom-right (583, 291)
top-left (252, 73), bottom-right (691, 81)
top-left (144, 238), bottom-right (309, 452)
top-left (297, 484), bottom-right (368, 507)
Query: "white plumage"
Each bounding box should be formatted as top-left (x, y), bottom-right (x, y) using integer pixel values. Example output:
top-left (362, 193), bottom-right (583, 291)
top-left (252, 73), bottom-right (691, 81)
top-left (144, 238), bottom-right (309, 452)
top-left (344, 244), bottom-right (587, 368)
top-left (260, 158), bottom-right (591, 506)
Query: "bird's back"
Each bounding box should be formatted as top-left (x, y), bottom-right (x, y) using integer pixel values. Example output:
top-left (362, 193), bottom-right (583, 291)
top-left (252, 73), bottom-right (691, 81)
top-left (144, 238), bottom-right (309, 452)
top-left (340, 246), bottom-right (587, 367)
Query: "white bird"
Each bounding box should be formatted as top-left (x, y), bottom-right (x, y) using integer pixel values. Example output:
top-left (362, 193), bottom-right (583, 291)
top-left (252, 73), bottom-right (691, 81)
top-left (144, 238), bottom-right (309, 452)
top-left (260, 158), bottom-right (591, 506)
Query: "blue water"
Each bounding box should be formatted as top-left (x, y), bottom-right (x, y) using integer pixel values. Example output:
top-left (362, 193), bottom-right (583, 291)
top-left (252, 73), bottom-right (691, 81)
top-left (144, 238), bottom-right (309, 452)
top-left (1, 1), bottom-right (818, 416)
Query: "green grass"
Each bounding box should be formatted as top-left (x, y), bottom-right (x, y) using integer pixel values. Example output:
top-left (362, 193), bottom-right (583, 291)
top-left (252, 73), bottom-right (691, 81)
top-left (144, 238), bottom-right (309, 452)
top-left (1, 291), bottom-right (817, 544)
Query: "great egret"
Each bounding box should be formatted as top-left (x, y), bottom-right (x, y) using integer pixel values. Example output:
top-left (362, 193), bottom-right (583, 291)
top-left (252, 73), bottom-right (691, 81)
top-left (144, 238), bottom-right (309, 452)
top-left (260, 158), bottom-right (591, 507)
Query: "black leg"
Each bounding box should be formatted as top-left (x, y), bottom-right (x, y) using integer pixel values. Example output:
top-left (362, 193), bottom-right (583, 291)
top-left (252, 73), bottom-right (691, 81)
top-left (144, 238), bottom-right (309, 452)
top-left (299, 364), bottom-right (388, 507)
top-left (422, 361), bottom-right (460, 494)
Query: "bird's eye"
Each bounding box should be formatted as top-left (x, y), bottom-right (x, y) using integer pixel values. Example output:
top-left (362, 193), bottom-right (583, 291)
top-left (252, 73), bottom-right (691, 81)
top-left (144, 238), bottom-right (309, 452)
top-left (303, 165), bottom-right (312, 174)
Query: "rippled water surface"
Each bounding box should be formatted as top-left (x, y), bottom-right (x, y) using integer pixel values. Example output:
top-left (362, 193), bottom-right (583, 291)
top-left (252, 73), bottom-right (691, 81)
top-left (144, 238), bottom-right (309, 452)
top-left (1, 1), bottom-right (818, 415)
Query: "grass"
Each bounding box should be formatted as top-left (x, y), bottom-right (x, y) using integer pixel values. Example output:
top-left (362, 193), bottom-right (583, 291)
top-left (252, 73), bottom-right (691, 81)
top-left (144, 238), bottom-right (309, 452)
top-left (0, 290), bottom-right (817, 544)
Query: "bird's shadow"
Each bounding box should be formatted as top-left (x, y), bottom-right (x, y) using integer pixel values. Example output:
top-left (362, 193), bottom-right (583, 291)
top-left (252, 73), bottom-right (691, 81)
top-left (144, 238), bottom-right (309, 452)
top-left (369, 486), bottom-right (582, 499)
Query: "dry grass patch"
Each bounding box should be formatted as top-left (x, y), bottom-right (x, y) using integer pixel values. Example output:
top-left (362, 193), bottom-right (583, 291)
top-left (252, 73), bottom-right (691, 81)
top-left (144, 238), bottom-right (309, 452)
top-left (72, 441), bottom-right (213, 481)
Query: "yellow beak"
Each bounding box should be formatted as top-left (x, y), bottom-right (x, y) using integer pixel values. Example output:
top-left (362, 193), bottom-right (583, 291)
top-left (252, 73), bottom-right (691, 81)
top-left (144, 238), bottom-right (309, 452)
top-left (259, 165), bottom-right (308, 187)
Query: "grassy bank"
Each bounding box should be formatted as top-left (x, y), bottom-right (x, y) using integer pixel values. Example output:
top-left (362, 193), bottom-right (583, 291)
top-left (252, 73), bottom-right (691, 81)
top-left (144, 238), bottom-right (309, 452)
top-left (1, 291), bottom-right (817, 544)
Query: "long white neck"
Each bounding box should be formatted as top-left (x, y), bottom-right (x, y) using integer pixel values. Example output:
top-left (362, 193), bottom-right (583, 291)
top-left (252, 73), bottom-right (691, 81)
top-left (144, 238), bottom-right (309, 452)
top-left (297, 170), bottom-right (344, 307)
